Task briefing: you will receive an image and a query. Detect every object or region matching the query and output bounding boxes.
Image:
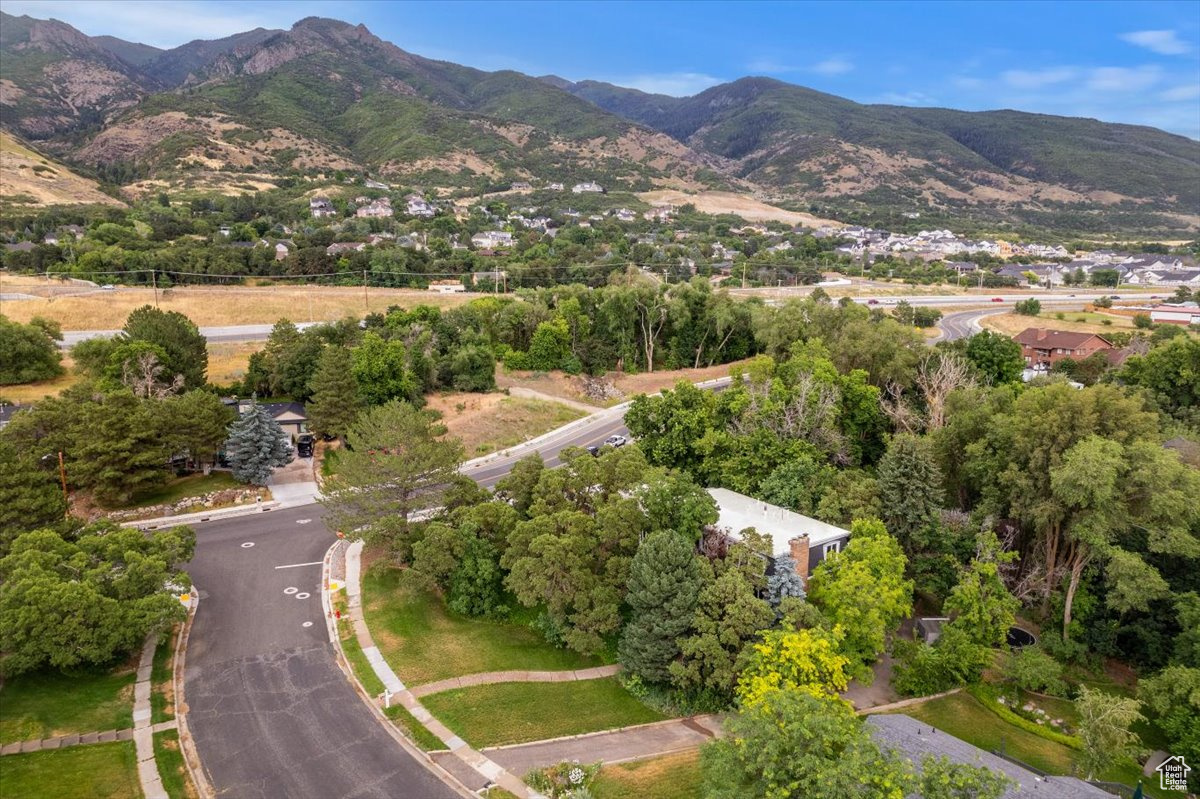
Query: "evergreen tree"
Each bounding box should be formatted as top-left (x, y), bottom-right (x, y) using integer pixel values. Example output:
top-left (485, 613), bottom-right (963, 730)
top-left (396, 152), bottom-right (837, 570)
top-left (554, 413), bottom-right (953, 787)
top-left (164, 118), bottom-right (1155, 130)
top-left (877, 433), bottom-right (944, 550)
top-left (619, 530), bottom-right (707, 683)
top-left (224, 400), bottom-right (291, 485)
top-left (307, 346), bottom-right (362, 440)
top-left (121, 306), bottom-right (208, 390)
top-left (0, 440), bottom-right (66, 558)
top-left (766, 554), bottom-right (807, 608)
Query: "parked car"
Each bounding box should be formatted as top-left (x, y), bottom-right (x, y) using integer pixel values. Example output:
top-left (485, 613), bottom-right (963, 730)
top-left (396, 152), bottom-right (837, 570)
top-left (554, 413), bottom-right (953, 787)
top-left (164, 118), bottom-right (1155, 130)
top-left (296, 433), bottom-right (315, 458)
top-left (100, 284), bottom-right (115, 291)
top-left (603, 434), bottom-right (628, 448)
top-left (585, 445), bottom-right (600, 457)
top-left (866, 299), bottom-right (879, 305)
top-left (991, 297), bottom-right (1004, 302)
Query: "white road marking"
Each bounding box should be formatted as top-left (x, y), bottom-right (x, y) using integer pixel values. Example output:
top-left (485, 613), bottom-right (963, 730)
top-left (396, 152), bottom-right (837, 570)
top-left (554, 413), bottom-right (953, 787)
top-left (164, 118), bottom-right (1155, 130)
top-left (302, 621), bottom-right (313, 628)
top-left (241, 542), bottom-right (255, 548)
top-left (296, 592), bottom-right (311, 599)
top-left (296, 519), bottom-right (312, 525)
top-left (273, 561), bottom-right (323, 570)
top-left (284, 587), bottom-right (298, 595)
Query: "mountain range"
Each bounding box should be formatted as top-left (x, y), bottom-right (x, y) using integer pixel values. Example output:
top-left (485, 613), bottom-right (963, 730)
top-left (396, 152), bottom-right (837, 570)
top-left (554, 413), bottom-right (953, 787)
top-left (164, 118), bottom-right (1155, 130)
top-left (2, 13), bottom-right (1197, 232)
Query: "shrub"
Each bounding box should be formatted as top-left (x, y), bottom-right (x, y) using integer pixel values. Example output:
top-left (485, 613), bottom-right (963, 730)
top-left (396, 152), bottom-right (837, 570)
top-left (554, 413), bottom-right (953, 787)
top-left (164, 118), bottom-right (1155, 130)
top-left (526, 761), bottom-right (602, 799)
top-left (891, 626), bottom-right (990, 696)
top-left (1014, 299), bottom-right (1041, 316)
top-left (1133, 314), bottom-right (1153, 329)
top-left (1093, 296), bottom-right (1113, 308)
top-left (1002, 647), bottom-right (1068, 696)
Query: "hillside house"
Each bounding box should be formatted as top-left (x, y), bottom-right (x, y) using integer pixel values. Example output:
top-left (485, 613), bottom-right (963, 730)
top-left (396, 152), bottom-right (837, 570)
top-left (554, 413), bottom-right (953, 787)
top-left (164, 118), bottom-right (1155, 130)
top-left (613, 208), bottom-right (636, 223)
top-left (471, 231), bottom-right (514, 249)
top-left (510, 181), bottom-right (532, 190)
top-left (572, 181), bottom-right (604, 194)
top-left (355, 198), bottom-right (393, 218)
top-left (309, 196), bottom-right (336, 218)
top-left (708, 488), bottom-right (851, 582)
top-left (1013, 328), bottom-right (1115, 370)
top-left (274, 241), bottom-right (292, 261)
top-left (364, 179), bottom-right (390, 190)
top-left (405, 195), bottom-right (436, 217)
top-left (326, 242), bottom-right (367, 256)
top-left (231, 400), bottom-right (308, 443)
top-left (547, 182), bottom-right (565, 191)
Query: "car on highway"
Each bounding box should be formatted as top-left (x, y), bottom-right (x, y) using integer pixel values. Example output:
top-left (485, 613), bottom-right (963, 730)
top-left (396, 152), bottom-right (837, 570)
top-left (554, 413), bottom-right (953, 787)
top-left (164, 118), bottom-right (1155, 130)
top-left (100, 284), bottom-right (115, 290)
top-left (866, 299), bottom-right (879, 305)
top-left (604, 434), bottom-right (628, 448)
top-left (1110, 295), bottom-right (1121, 299)
top-left (991, 297), bottom-right (1004, 302)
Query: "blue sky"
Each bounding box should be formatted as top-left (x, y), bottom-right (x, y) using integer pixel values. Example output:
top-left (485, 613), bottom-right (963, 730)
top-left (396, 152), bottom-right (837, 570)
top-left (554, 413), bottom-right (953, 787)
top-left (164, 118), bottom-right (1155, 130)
top-left (9, 0), bottom-right (1200, 137)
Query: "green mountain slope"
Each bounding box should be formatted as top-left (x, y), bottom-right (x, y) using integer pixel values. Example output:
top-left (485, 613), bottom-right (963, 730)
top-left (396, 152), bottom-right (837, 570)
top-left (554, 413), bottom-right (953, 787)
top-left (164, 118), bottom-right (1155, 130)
top-left (559, 76), bottom-right (1200, 225)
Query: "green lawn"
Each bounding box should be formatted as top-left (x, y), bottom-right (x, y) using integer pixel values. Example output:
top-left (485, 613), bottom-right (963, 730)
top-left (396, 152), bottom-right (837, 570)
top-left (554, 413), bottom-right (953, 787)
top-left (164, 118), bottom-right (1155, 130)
top-left (890, 691), bottom-right (1171, 798)
top-left (154, 730), bottom-right (194, 799)
top-left (421, 677), bottom-right (666, 748)
top-left (0, 741), bottom-right (142, 799)
top-left (384, 704), bottom-right (446, 751)
top-left (121, 472), bottom-right (241, 510)
top-left (336, 606), bottom-right (386, 697)
top-left (362, 567), bottom-right (608, 686)
top-left (150, 630), bottom-right (177, 725)
top-left (0, 666), bottom-right (135, 744)
top-left (592, 750), bottom-right (702, 799)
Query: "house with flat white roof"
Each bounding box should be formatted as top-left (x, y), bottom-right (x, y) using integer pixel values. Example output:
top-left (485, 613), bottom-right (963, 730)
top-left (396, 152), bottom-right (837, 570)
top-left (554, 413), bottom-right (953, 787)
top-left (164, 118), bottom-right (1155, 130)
top-left (707, 487), bottom-right (851, 581)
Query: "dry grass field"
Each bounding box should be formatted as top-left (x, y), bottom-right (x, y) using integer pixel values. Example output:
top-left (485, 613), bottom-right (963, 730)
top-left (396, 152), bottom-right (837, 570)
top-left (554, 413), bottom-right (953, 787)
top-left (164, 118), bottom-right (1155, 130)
top-left (427, 392), bottom-right (587, 455)
top-left (0, 281), bottom-right (475, 330)
top-left (981, 310), bottom-right (1136, 337)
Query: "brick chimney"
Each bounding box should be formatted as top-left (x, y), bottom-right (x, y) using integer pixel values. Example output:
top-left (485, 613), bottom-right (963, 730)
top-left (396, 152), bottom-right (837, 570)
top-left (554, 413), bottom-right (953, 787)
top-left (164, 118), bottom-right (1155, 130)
top-left (789, 535), bottom-right (811, 582)
top-left (1036, 328), bottom-right (1047, 341)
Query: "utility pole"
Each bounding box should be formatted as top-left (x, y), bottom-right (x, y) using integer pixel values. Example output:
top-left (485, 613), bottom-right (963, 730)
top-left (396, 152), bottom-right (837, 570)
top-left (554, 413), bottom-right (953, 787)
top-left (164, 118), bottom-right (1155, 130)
top-left (152, 270), bottom-right (159, 308)
top-left (741, 261), bottom-right (747, 289)
top-left (362, 270), bottom-right (368, 313)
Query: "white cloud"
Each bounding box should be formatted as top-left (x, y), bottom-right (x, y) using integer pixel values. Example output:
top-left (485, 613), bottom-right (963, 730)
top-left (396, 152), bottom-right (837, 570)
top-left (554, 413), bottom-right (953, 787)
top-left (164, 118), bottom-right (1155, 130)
top-left (879, 91), bottom-right (938, 106)
top-left (1087, 65), bottom-right (1163, 92)
top-left (1, 0), bottom-right (334, 48)
top-left (1120, 29), bottom-right (1190, 55)
top-left (1001, 67), bottom-right (1077, 89)
top-left (812, 58), bottom-right (853, 76)
top-left (610, 72), bottom-right (724, 97)
top-left (1161, 83), bottom-right (1200, 102)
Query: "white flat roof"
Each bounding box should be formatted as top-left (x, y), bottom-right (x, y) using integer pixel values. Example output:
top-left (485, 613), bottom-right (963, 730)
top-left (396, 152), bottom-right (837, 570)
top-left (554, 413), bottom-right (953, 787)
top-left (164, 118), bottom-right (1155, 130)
top-left (707, 487), bottom-right (851, 557)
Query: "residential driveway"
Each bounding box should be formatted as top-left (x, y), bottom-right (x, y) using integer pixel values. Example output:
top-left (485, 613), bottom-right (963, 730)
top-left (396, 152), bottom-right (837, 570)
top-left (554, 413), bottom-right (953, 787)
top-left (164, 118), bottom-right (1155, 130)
top-left (184, 505), bottom-right (462, 799)
top-left (269, 457), bottom-right (321, 506)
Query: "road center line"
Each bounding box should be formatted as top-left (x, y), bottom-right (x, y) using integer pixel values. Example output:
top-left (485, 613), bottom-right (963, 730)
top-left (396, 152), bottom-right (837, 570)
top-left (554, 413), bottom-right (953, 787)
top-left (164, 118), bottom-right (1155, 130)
top-left (274, 561), bottom-right (323, 570)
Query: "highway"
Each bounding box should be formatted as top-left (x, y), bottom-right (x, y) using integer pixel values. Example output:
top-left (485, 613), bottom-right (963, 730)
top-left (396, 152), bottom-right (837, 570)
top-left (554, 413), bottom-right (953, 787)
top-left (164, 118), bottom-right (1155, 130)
top-left (932, 308), bottom-right (1010, 342)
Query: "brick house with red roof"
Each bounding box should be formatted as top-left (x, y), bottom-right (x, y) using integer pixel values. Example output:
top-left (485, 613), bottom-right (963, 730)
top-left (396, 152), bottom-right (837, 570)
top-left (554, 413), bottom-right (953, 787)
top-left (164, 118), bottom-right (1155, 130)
top-left (1013, 328), bottom-right (1115, 370)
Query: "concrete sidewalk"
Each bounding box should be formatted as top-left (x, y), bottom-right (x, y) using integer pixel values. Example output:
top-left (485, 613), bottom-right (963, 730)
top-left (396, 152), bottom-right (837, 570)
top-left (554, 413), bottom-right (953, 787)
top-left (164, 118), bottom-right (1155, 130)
top-left (409, 665), bottom-right (621, 699)
top-left (482, 715), bottom-right (724, 777)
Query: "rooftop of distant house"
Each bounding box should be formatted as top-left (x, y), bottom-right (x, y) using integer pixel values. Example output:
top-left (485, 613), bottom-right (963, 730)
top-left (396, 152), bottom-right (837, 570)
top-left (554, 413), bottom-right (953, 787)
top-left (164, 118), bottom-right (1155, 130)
top-left (707, 487), bottom-right (849, 558)
top-left (1012, 328), bottom-right (1113, 350)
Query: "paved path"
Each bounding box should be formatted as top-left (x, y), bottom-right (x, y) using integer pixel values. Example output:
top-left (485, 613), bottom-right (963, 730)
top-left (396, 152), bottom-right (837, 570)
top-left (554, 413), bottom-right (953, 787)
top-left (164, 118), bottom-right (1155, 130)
top-left (183, 506), bottom-right (464, 799)
top-left (0, 721), bottom-right (177, 756)
top-left (133, 633), bottom-right (169, 799)
top-left (409, 665), bottom-right (621, 699)
top-left (482, 715), bottom-right (723, 777)
top-left (341, 541), bottom-right (538, 799)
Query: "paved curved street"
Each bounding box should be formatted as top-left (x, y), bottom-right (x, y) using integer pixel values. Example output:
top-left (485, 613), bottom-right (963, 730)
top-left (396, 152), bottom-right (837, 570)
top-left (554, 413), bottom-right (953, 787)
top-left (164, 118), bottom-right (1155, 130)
top-left (184, 505), bottom-right (461, 799)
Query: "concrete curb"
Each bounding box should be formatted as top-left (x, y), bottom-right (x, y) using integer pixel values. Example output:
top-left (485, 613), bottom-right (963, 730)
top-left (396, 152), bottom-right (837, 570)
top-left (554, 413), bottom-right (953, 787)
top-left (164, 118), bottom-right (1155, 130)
top-left (320, 542), bottom-right (478, 799)
top-left (120, 500), bottom-right (282, 531)
top-left (338, 542), bottom-right (544, 799)
top-left (173, 589), bottom-right (215, 799)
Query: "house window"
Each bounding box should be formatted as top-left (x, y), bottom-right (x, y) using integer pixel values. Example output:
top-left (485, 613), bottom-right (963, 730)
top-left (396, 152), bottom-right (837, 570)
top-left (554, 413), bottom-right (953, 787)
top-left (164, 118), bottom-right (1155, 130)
top-left (823, 541), bottom-right (841, 557)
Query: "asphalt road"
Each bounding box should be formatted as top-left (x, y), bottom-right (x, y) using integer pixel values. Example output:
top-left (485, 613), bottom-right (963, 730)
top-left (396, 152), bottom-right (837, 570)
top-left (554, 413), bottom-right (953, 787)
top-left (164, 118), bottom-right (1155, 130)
top-left (933, 308), bottom-right (1008, 342)
top-left (184, 505), bottom-right (460, 799)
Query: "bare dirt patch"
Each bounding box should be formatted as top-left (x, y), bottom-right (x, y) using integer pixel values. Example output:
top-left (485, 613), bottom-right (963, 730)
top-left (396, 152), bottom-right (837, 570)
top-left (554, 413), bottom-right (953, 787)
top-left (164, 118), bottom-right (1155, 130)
top-left (0, 131), bottom-right (124, 207)
top-left (496, 358), bottom-right (757, 408)
top-left (427, 392), bottom-right (586, 455)
top-left (637, 189), bottom-right (841, 228)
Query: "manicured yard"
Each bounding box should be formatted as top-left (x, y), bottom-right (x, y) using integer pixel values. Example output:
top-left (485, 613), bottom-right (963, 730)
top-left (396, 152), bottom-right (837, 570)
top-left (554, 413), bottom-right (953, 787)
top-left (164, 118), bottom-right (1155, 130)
top-left (150, 629), bottom-right (178, 725)
top-left (0, 741), bottom-right (142, 798)
top-left (592, 750), bottom-right (703, 799)
top-left (362, 567), bottom-right (609, 686)
top-left (334, 596), bottom-right (386, 697)
top-left (121, 472), bottom-right (241, 510)
top-left (0, 665), bottom-right (135, 744)
top-left (384, 704), bottom-right (446, 751)
top-left (889, 690), bottom-right (1171, 797)
top-left (421, 677), bottom-right (666, 748)
top-left (154, 730), bottom-right (196, 799)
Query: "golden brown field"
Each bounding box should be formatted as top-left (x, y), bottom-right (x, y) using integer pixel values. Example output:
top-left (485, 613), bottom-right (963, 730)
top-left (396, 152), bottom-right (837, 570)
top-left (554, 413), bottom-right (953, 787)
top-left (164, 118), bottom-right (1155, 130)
top-left (0, 281), bottom-right (474, 330)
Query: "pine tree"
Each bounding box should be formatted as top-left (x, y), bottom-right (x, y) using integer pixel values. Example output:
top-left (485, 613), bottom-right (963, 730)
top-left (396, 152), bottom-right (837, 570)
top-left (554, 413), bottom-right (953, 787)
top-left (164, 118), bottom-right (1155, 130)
top-left (224, 400), bottom-right (291, 485)
top-left (307, 346), bottom-right (362, 440)
top-left (876, 433), bottom-right (944, 551)
top-left (618, 530), bottom-right (707, 684)
top-left (766, 554), bottom-right (806, 607)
